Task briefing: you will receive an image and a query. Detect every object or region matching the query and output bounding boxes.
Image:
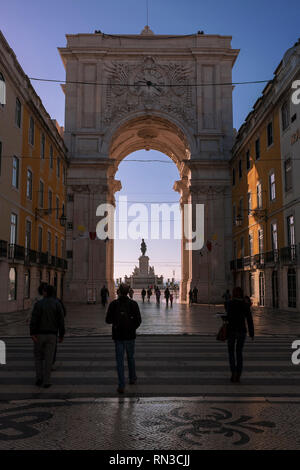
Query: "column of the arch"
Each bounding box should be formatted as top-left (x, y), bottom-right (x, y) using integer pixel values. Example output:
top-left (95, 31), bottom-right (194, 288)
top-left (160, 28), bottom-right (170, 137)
top-left (188, 183), bottom-right (231, 303)
top-left (188, 185), bottom-right (209, 302)
top-left (87, 183), bottom-right (111, 303)
top-left (105, 178), bottom-right (122, 300)
top-left (174, 179), bottom-right (190, 302)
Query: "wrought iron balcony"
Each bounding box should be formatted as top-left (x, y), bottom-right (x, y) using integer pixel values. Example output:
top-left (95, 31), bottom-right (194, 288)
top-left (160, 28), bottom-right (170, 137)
top-left (0, 241), bottom-right (68, 270)
top-left (8, 244), bottom-right (25, 260)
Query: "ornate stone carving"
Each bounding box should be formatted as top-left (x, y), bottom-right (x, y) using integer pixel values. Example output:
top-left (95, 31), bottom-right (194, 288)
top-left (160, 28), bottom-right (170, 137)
top-left (104, 57), bottom-right (195, 126)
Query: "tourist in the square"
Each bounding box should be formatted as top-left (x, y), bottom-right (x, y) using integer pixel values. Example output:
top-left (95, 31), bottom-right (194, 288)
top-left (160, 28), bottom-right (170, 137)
top-left (101, 285), bottom-right (110, 307)
top-left (169, 292), bottom-right (174, 307)
top-left (225, 287), bottom-right (254, 383)
top-left (193, 286), bottom-right (198, 303)
top-left (164, 287), bottom-right (170, 307)
top-left (189, 289), bottom-right (193, 305)
top-left (105, 283), bottom-right (142, 394)
top-left (222, 289), bottom-right (231, 313)
top-left (141, 288), bottom-right (146, 303)
top-left (129, 287), bottom-right (134, 299)
top-left (30, 284), bottom-right (65, 388)
top-left (155, 287), bottom-right (161, 304)
top-left (147, 287), bottom-right (152, 302)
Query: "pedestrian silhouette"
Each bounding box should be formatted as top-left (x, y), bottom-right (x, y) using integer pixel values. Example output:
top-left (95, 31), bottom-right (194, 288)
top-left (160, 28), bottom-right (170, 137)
top-left (147, 287), bottom-right (152, 302)
top-left (141, 288), bottom-right (146, 303)
top-left (155, 287), bottom-right (161, 304)
top-left (101, 285), bottom-right (109, 307)
top-left (106, 283), bottom-right (142, 394)
top-left (225, 287), bottom-right (254, 383)
top-left (222, 289), bottom-right (231, 313)
top-left (30, 284), bottom-right (65, 388)
top-left (164, 287), bottom-right (170, 307)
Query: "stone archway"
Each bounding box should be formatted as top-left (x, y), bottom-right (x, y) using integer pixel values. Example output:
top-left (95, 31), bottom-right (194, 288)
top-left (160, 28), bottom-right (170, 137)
top-left (59, 30), bottom-right (239, 303)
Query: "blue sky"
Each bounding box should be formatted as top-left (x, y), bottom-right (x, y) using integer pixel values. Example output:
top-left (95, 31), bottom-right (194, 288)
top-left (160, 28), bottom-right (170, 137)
top-left (2, 0), bottom-right (299, 280)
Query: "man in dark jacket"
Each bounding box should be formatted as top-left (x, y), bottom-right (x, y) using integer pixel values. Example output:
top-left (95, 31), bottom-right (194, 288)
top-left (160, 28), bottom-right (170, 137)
top-left (100, 285), bottom-right (109, 307)
top-left (225, 287), bottom-right (254, 383)
top-left (30, 284), bottom-right (65, 388)
top-left (106, 283), bottom-right (142, 393)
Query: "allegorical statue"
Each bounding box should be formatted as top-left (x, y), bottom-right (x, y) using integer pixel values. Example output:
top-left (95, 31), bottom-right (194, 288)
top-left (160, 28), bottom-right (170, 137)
top-left (140, 238), bottom-right (147, 256)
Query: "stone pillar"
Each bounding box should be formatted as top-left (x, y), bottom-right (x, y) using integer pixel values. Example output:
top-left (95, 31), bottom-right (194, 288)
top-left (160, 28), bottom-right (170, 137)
top-left (188, 183), bottom-right (230, 303)
top-left (65, 177), bottom-right (119, 303)
top-left (174, 179), bottom-right (190, 302)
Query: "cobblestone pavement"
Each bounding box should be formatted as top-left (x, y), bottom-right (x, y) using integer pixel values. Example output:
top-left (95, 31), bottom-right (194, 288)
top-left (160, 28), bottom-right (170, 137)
top-left (0, 397), bottom-right (300, 449)
top-left (1, 296), bottom-right (300, 337)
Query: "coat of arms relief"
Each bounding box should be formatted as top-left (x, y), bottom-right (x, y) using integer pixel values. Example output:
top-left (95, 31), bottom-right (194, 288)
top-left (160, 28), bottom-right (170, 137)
top-left (103, 56), bottom-right (196, 127)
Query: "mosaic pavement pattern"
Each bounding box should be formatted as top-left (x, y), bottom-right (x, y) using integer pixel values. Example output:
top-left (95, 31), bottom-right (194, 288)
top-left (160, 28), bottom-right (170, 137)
top-left (0, 398), bottom-right (299, 450)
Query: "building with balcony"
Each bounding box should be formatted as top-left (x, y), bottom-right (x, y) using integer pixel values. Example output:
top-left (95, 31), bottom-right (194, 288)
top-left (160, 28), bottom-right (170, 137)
top-left (230, 39), bottom-right (300, 311)
top-left (0, 31), bottom-right (68, 313)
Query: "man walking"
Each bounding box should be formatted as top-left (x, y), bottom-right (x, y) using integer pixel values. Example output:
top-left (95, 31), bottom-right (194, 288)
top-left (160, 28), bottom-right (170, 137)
top-left (30, 284), bottom-right (65, 388)
top-left (100, 285), bottom-right (110, 307)
top-left (106, 283), bottom-right (142, 394)
top-left (164, 287), bottom-right (170, 307)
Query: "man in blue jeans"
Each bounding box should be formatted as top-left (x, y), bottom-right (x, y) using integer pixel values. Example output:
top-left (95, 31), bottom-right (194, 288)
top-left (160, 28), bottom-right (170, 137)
top-left (106, 284), bottom-right (142, 393)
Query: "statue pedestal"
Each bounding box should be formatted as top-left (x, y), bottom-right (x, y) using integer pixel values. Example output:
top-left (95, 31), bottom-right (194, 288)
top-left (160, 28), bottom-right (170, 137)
top-left (139, 255), bottom-right (149, 275)
top-left (125, 254), bottom-right (163, 289)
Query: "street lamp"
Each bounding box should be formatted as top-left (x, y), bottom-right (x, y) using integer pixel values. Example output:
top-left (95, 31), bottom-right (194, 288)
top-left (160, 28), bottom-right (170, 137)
top-left (35, 207), bottom-right (67, 227)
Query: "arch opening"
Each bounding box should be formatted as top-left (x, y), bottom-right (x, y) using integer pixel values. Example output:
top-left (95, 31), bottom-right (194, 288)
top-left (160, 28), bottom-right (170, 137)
top-left (106, 115), bottom-right (192, 302)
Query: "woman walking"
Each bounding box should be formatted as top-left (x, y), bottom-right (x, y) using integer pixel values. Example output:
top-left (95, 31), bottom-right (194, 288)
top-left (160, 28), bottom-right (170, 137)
top-left (225, 287), bottom-right (254, 383)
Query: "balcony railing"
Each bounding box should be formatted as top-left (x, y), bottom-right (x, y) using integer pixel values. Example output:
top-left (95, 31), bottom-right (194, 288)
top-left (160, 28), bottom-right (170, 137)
top-left (230, 245), bottom-right (299, 271)
top-left (0, 240), bottom-right (67, 270)
top-left (8, 244), bottom-right (25, 260)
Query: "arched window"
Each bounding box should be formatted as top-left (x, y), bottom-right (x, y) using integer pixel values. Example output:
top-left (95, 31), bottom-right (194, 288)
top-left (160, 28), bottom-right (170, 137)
top-left (0, 72), bottom-right (6, 106)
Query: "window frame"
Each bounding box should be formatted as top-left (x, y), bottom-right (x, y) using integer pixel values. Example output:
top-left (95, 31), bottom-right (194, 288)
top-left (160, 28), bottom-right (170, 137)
top-left (255, 138), bottom-right (260, 160)
top-left (41, 133), bottom-right (45, 160)
top-left (15, 97), bottom-right (22, 128)
top-left (12, 156), bottom-right (19, 189)
top-left (267, 121), bottom-right (273, 147)
top-left (26, 168), bottom-right (33, 200)
top-left (269, 171), bottom-right (276, 202)
top-left (29, 116), bottom-right (35, 146)
top-left (282, 100), bottom-right (290, 131)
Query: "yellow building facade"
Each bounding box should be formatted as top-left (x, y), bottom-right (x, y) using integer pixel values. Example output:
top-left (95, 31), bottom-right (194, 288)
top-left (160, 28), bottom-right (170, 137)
top-left (231, 46), bottom-right (299, 310)
top-left (0, 31), bottom-right (68, 313)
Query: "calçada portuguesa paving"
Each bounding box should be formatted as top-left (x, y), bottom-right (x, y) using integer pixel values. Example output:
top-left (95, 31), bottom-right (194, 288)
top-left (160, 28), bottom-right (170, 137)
top-left (0, 296), bottom-right (300, 449)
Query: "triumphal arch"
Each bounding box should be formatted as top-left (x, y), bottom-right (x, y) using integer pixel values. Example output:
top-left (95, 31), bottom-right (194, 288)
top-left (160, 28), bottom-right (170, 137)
top-left (59, 28), bottom-right (239, 303)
